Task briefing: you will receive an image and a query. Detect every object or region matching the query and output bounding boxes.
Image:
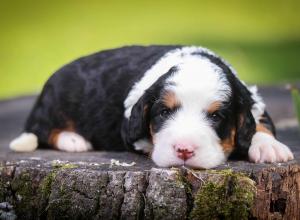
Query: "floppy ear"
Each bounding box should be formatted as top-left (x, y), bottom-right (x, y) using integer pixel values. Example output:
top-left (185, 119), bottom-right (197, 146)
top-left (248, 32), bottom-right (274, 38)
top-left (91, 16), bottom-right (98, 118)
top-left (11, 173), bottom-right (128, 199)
top-left (232, 107), bottom-right (256, 158)
top-left (121, 94), bottom-right (151, 149)
top-left (229, 78), bottom-right (256, 159)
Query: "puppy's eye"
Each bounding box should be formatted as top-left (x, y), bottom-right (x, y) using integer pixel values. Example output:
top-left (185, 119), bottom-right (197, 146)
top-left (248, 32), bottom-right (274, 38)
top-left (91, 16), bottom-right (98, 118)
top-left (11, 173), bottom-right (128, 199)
top-left (160, 108), bottom-right (172, 118)
top-left (208, 111), bottom-right (224, 122)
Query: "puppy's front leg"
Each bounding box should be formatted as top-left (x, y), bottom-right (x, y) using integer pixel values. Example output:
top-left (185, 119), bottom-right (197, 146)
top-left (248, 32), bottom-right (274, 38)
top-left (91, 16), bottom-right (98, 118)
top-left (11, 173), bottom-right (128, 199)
top-left (248, 111), bottom-right (294, 163)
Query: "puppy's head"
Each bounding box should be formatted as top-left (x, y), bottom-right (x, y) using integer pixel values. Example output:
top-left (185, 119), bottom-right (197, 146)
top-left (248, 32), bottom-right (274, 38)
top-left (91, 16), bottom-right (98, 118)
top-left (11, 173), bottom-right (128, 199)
top-left (123, 55), bottom-right (256, 169)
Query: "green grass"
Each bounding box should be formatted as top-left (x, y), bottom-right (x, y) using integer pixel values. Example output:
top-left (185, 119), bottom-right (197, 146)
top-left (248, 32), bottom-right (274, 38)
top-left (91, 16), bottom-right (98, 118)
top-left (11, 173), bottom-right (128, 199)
top-left (1, 0), bottom-right (300, 98)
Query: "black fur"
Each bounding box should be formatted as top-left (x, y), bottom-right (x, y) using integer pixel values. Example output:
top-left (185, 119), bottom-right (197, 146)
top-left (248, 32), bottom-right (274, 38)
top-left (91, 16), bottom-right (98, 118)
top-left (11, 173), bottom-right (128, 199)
top-left (259, 111), bottom-right (276, 136)
top-left (25, 45), bottom-right (180, 150)
top-left (24, 45), bottom-right (275, 159)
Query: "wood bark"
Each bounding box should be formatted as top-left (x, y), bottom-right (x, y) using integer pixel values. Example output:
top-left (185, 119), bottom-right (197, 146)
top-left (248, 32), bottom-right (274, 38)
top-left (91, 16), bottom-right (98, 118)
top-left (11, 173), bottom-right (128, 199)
top-left (1, 159), bottom-right (300, 220)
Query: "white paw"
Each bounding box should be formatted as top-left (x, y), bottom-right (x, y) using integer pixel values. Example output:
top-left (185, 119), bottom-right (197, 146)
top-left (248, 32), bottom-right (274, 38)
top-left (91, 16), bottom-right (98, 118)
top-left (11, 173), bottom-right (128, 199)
top-left (10, 133), bottom-right (38, 152)
top-left (248, 132), bottom-right (294, 163)
top-left (133, 138), bottom-right (153, 153)
top-left (56, 131), bottom-right (92, 152)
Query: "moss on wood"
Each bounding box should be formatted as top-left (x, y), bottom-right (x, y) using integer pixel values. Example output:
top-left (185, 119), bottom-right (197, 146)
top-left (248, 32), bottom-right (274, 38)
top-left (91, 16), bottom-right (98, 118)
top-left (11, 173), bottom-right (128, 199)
top-left (190, 169), bottom-right (256, 220)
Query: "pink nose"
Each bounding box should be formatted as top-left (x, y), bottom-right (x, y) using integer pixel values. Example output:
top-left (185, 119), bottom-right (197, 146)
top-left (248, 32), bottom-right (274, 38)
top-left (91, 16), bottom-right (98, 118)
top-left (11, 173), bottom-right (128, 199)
top-left (174, 143), bottom-right (195, 160)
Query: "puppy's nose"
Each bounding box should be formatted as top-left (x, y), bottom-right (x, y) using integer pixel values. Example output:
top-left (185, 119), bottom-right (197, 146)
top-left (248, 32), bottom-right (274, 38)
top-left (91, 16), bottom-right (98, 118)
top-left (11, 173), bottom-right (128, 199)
top-left (174, 143), bottom-right (195, 160)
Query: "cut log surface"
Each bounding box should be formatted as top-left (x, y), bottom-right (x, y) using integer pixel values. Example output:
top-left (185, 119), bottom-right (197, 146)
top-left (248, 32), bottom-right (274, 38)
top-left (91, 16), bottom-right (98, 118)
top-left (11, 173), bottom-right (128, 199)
top-left (0, 86), bottom-right (300, 220)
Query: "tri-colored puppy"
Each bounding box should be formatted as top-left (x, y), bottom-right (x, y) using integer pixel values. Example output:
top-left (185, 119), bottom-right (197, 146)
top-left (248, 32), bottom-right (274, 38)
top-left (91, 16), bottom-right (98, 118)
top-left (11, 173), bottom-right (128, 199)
top-left (10, 46), bottom-right (294, 168)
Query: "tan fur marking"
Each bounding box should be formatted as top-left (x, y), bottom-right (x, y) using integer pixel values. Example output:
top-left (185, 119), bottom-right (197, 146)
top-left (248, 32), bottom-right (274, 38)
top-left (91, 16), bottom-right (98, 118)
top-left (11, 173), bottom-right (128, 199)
top-left (48, 129), bottom-right (61, 148)
top-left (48, 120), bottom-right (75, 148)
top-left (221, 129), bottom-right (236, 154)
top-left (162, 91), bottom-right (180, 109)
top-left (256, 124), bottom-right (273, 136)
top-left (207, 101), bottom-right (222, 114)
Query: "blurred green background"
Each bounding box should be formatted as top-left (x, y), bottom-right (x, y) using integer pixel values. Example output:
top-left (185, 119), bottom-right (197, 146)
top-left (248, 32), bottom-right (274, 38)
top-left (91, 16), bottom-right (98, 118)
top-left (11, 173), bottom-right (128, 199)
top-left (1, 0), bottom-right (300, 99)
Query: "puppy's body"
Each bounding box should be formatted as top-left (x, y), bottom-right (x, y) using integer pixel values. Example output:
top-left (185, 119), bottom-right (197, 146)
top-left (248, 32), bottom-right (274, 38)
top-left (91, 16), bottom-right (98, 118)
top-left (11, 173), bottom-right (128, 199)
top-left (23, 46), bottom-right (177, 151)
top-left (10, 45), bottom-right (294, 168)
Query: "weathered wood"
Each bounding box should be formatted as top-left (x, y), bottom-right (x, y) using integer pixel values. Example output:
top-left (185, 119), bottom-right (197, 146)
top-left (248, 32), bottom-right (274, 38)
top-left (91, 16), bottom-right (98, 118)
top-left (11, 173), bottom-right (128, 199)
top-left (1, 155), bottom-right (300, 220)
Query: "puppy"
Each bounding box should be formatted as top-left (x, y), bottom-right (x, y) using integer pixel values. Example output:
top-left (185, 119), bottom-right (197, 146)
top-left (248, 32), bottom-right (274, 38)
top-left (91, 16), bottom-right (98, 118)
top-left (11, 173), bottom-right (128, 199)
top-left (10, 46), bottom-right (294, 168)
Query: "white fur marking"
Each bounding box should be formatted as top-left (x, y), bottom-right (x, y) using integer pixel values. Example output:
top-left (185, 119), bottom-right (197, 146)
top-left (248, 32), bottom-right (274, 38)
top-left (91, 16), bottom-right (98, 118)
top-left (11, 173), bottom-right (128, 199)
top-left (124, 46), bottom-right (232, 118)
top-left (166, 59), bottom-right (231, 103)
top-left (133, 139), bottom-right (153, 153)
top-left (249, 132), bottom-right (294, 163)
top-left (56, 131), bottom-right (92, 152)
top-left (248, 86), bottom-right (266, 123)
top-left (10, 133), bottom-right (38, 152)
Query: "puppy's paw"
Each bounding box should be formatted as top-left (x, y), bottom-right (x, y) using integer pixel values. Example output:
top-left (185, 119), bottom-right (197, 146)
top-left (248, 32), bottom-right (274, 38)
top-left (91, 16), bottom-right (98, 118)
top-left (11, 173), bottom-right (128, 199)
top-left (10, 133), bottom-right (38, 152)
top-left (248, 132), bottom-right (294, 163)
top-left (56, 131), bottom-right (92, 152)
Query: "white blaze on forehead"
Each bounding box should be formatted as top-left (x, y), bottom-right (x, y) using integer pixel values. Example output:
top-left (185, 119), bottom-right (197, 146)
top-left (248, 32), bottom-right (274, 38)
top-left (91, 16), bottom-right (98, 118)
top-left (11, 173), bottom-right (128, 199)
top-left (124, 46), bottom-right (235, 118)
top-left (166, 59), bottom-right (231, 108)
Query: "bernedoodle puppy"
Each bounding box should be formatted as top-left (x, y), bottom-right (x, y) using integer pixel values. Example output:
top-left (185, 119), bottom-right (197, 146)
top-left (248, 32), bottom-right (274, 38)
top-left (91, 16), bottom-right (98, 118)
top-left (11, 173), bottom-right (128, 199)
top-left (10, 45), bottom-right (294, 168)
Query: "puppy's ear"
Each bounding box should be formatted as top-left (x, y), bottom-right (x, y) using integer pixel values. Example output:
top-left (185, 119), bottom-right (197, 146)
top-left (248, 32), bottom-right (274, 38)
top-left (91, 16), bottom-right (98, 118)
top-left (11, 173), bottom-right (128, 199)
top-left (232, 108), bottom-right (256, 158)
top-left (122, 95), bottom-right (151, 148)
top-left (229, 78), bottom-right (256, 159)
